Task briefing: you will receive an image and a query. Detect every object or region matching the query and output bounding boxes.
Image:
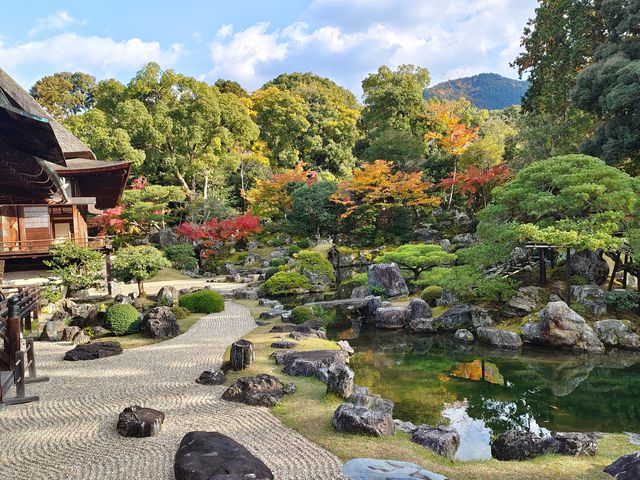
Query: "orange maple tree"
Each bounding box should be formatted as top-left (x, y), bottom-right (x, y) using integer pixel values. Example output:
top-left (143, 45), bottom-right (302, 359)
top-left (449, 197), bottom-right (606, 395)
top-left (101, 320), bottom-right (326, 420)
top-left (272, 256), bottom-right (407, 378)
top-left (332, 160), bottom-right (440, 219)
top-left (440, 164), bottom-right (511, 210)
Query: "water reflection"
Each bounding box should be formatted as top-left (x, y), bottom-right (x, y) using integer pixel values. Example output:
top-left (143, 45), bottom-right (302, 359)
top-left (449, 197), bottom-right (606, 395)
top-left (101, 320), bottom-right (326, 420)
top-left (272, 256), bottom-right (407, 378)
top-left (443, 401), bottom-right (493, 461)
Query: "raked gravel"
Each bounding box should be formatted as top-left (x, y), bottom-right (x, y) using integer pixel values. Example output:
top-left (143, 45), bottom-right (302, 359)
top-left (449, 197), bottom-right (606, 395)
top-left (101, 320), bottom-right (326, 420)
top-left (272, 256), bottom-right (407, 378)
top-left (0, 302), bottom-right (346, 480)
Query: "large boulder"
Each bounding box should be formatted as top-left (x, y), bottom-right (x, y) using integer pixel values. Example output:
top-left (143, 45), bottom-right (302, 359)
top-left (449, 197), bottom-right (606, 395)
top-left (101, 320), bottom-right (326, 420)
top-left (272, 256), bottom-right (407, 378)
top-left (414, 223), bottom-right (440, 243)
top-left (594, 319), bottom-right (640, 351)
top-left (61, 326), bottom-right (81, 342)
top-left (326, 363), bottom-right (355, 399)
top-left (572, 284), bottom-right (607, 316)
top-left (521, 301), bottom-right (605, 353)
top-left (368, 263), bottom-right (409, 297)
top-left (196, 370), bottom-right (226, 385)
top-left (407, 298), bottom-right (431, 321)
top-left (332, 403), bottom-right (394, 437)
top-left (408, 304), bottom-right (492, 333)
top-left (116, 405), bottom-right (165, 437)
top-left (476, 327), bottom-right (522, 349)
top-left (174, 431), bottom-right (273, 480)
top-left (142, 306), bottom-right (180, 339)
top-left (64, 341), bottom-right (123, 361)
top-left (221, 374), bottom-right (286, 407)
top-left (543, 432), bottom-right (598, 457)
top-left (342, 458), bottom-right (447, 480)
top-left (568, 250), bottom-right (610, 284)
top-left (275, 350), bottom-right (349, 377)
top-left (347, 393), bottom-right (394, 415)
top-left (374, 307), bottom-right (408, 329)
top-left (39, 321), bottom-right (60, 342)
top-left (491, 431), bottom-right (546, 461)
top-left (604, 452), bottom-right (640, 480)
top-left (411, 425), bottom-right (460, 460)
top-left (157, 286), bottom-right (179, 307)
top-left (454, 329), bottom-right (475, 344)
top-left (504, 286), bottom-right (541, 317)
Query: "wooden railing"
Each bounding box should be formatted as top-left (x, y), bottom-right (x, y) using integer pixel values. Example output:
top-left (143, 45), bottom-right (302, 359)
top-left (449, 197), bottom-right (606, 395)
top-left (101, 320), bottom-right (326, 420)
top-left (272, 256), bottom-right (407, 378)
top-left (0, 236), bottom-right (110, 256)
top-left (0, 286), bottom-right (48, 407)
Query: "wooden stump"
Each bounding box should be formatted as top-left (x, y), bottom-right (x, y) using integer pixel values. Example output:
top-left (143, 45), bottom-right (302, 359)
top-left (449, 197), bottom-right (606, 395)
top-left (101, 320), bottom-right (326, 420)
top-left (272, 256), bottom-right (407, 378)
top-left (230, 340), bottom-right (254, 371)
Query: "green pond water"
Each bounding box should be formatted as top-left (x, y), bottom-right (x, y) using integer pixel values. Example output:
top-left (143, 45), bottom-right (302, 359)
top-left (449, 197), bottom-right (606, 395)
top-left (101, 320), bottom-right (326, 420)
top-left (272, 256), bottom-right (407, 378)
top-left (327, 318), bottom-right (640, 460)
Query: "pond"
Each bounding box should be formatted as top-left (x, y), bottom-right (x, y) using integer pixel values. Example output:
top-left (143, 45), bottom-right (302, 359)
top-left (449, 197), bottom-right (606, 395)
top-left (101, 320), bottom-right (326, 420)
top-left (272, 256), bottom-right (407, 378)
top-left (327, 316), bottom-right (640, 461)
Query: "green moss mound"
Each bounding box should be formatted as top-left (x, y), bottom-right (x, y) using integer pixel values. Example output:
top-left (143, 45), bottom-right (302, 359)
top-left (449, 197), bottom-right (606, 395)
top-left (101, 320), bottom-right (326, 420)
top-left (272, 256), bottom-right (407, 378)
top-left (421, 285), bottom-right (444, 304)
top-left (179, 290), bottom-right (225, 314)
top-left (170, 305), bottom-right (191, 320)
top-left (106, 303), bottom-right (141, 336)
top-left (291, 306), bottom-right (315, 324)
top-left (259, 271), bottom-right (312, 296)
top-left (295, 250), bottom-right (336, 282)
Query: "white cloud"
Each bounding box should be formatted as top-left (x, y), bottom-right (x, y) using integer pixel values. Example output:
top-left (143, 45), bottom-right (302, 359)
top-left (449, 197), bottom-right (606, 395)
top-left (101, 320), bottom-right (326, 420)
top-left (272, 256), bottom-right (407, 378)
top-left (209, 0), bottom-right (537, 92)
top-left (29, 11), bottom-right (85, 37)
top-left (0, 33), bottom-right (183, 78)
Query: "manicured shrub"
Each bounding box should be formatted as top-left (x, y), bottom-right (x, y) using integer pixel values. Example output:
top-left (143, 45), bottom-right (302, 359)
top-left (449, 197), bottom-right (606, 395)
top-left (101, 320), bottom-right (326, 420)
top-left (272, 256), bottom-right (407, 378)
top-left (164, 243), bottom-right (198, 271)
top-left (294, 250), bottom-right (336, 282)
top-left (171, 305), bottom-right (191, 320)
top-left (421, 286), bottom-right (444, 304)
top-left (264, 267), bottom-right (279, 281)
top-left (112, 245), bottom-right (171, 296)
top-left (269, 258), bottom-right (287, 267)
top-left (296, 239), bottom-right (311, 248)
top-left (606, 289), bottom-right (640, 312)
top-left (288, 245), bottom-right (302, 255)
top-left (259, 271), bottom-right (312, 296)
top-left (106, 303), bottom-right (141, 336)
top-left (44, 241), bottom-right (104, 295)
top-left (179, 290), bottom-right (225, 314)
top-left (291, 306), bottom-right (315, 324)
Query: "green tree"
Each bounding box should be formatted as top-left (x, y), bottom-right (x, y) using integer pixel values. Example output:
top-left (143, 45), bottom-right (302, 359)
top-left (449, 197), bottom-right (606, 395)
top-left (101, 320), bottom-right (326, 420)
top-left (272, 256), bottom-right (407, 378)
top-left (477, 154), bottom-right (640, 264)
top-left (362, 129), bottom-right (425, 171)
top-left (289, 181), bottom-right (338, 238)
top-left (215, 78), bottom-right (248, 97)
top-left (111, 245), bottom-right (171, 296)
top-left (30, 71), bottom-right (96, 120)
top-left (375, 244), bottom-right (456, 280)
top-left (44, 242), bottom-right (104, 296)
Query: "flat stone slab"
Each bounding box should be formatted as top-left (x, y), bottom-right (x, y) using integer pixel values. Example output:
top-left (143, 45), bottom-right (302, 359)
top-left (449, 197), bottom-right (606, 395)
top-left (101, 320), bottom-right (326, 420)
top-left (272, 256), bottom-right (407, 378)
top-left (116, 405), bottom-right (165, 438)
top-left (273, 349), bottom-right (350, 377)
top-left (174, 431), bottom-right (274, 480)
top-left (64, 341), bottom-right (123, 361)
top-left (221, 374), bottom-right (286, 407)
top-left (343, 458), bottom-right (447, 480)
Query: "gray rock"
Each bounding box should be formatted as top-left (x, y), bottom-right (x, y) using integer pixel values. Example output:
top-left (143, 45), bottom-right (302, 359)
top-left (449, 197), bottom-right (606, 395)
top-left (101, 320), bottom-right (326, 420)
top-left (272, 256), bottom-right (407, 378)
top-left (347, 393), bottom-right (394, 415)
top-left (368, 263), bottom-right (409, 297)
top-left (234, 287), bottom-right (259, 300)
top-left (393, 419), bottom-right (418, 434)
top-left (625, 432), bottom-right (640, 445)
top-left (568, 250), bottom-right (610, 284)
top-left (258, 298), bottom-right (281, 308)
top-left (407, 298), bottom-right (432, 321)
top-left (174, 431), bottom-right (273, 480)
top-left (283, 382), bottom-right (296, 394)
top-left (277, 350), bottom-right (349, 377)
top-left (543, 432), bottom-right (598, 456)
top-left (113, 294), bottom-right (134, 305)
top-left (604, 452), bottom-right (640, 480)
top-left (521, 301), bottom-right (605, 353)
top-left (595, 319), bottom-right (640, 350)
top-left (155, 228), bottom-right (178, 248)
top-left (374, 306), bottom-right (408, 329)
top-left (40, 321), bottom-right (59, 342)
top-left (572, 284), bottom-right (607, 316)
top-left (351, 286), bottom-right (370, 298)
top-left (271, 339), bottom-right (298, 349)
top-left (476, 327), bottom-right (522, 349)
top-left (142, 307), bottom-right (179, 339)
top-left (117, 405), bottom-right (164, 437)
top-left (505, 286), bottom-right (541, 317)
top-left (452, 233), bottom-right (477, 247)
top-left (221, 263), bottom-right (238, 276)
top-left (332, 403), bottom-right (395, 437)
top-left (342, 458), bottom-right (447, 480)
top-left (411, 425), bottom-right (460, 459)
top-left (289, 329), bottom-right (327, 341)
top-left (436, 290), bottom-right (458, 307)
top-left (72, 331), bottom-right (91, 345)
top-left (156, 286), bottom-right (179, 307)
top-left (315, 367), bottom-right (329, 383)
top-left (409, 304), bottom-right (492, 333)
top-left (439, 239), bottom-right (452, 253)
top-left (326, 363), bottom-right (355, 399)
top-left (454, 329), bottom-right (474, 344)
top-left (196, 370), bottom-right (226, 385)
top-left (414, 224), bottom-right (440, 243)
top-left (221, 374), bottom-right (286, 407)
top-left (337, 340), bottom-right (355, 355)
top-left (491, 431), bottom-right (546, 461)
top-left (64, 341), bottom-right (122, 361)
top-left (259, 306), bottom-right (285, 319)
top-left (61, 326), bottom-right (81, 342)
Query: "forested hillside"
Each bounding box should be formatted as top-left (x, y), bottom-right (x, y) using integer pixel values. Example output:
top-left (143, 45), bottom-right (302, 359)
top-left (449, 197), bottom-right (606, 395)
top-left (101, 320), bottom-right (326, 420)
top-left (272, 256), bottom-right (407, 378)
top-left (425, 73), bottom-right (529, 109)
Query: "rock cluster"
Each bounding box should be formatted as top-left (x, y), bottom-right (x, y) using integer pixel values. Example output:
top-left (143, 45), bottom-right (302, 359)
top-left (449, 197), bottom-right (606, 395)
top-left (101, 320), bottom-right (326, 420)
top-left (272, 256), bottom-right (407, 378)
top-left (221, 374), bottom-right (289, 407)
top-left (411, 425), bottom-right (460, 459)
top-left (491, 431), bottom-right (598, 461)
top-left (64, 341), bottom-right (123, 361)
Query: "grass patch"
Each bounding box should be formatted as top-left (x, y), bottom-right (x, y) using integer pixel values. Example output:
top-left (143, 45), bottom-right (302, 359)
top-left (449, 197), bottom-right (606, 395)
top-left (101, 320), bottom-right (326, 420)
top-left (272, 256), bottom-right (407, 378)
top-left (149, 268), bottom-right (192, 282)
top-left (228, 299), bottom-right (634, 480)
top-left (99, 313), bottom-right (201, 349)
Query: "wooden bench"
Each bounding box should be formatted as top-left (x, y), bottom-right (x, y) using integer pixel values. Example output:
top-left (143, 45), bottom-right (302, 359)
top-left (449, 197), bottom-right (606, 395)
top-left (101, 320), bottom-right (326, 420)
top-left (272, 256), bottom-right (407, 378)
top-left (0, 289), bottom-right (48, 408)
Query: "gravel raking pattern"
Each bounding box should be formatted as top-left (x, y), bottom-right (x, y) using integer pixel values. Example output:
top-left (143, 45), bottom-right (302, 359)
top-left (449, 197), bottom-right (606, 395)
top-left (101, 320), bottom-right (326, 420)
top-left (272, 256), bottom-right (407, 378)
top-left (0, 302), bottom-right (346, 479)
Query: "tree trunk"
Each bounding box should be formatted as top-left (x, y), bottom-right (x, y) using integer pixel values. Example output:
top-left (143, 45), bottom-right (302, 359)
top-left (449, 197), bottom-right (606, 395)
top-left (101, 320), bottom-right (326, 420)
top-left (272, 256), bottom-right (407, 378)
top-left (203, 170), bottom-right (209, 200)
top-left (230, 340), bottom-right (254, 371)
top-left (138, 280), bottom-right (146, 297)
top-left (447, 156), bottom-right (457, 209)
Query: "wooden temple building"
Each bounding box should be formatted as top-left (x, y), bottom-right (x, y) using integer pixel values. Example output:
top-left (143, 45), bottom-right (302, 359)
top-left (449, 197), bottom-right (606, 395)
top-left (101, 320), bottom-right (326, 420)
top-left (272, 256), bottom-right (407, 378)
top-left (0, 68), bottom-right (130, 279)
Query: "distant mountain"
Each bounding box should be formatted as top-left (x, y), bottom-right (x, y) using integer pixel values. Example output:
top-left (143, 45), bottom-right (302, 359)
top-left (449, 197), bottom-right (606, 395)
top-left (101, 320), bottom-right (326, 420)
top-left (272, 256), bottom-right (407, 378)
top-left (425, 73), bottom-right (529, 110)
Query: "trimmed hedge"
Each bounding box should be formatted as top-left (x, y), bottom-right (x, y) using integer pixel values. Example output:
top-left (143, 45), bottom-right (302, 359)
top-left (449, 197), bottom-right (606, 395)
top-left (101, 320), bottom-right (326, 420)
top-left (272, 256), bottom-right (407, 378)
top-left (421, 285), bottom-right (444, 304)
top-left (106, 303), bottom-right (141, 336)
top-left (291, 306), bottom-right (315, 324)
top-left (259, 271), bottom-right (311, 296)
top-left (164, 243), bottom-right (198, 271)
top-left (295, 250), bottom-right (336, 282)
top-left (179, 290), bottom-right (225, 314)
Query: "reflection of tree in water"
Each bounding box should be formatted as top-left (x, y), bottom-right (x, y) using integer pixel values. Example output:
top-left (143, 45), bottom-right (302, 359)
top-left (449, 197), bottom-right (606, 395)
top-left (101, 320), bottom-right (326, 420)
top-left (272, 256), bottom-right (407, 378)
top-left (451, 359), bottom-right (505, 385)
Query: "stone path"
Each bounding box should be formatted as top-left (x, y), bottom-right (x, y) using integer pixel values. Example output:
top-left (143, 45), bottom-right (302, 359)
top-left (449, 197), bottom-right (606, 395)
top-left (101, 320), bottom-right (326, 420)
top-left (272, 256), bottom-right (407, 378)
top-left (0, 302), bottom-right (345, 479)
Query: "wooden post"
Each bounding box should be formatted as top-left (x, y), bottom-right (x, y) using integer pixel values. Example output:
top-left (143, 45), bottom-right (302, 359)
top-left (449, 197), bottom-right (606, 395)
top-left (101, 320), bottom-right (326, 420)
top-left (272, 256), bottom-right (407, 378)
top-left (105, 248), bottom-right (113, 296)
top-left (622, 253), bottom-right (628, 289)
top-left (566, 248), bottom-right (572, 306)
top-left (230, 339), bottom-right (254, 371)
top-left (550, 248), bottom-right (556, 269)
top-left (7, 296), bottom-right (20, 370)
top-left (538, 247), bottom-right (547, 287)
top-left (609, 253), bottom-right (620, 291)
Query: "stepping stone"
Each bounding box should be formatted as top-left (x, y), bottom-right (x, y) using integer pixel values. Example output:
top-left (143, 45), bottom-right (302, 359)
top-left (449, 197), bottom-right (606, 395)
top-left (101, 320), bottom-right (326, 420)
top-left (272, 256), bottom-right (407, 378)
top-left (270, 339), bottom-right (298, 349)
top-left (117, 405), bottom-right (165, 437)
top-left (343, 458), bottom-right (447, 480)
top-left (64, 341), bottom-right (122, 361)
top-left (174, 431), bottom-right (273, 480)
top-left (196, 370), bottom-right (226, 385)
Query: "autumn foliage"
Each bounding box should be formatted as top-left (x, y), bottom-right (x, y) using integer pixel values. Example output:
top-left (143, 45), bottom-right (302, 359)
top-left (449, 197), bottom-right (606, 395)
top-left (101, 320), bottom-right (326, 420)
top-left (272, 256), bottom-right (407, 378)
top-left (424, 104), bottom-right (478, 156)
top-left (176, 213), bottom-right (263, 258)
top-left (440, 164), bottom-right (511, 209)
top-left (332, 160), bottom-right (440, 218)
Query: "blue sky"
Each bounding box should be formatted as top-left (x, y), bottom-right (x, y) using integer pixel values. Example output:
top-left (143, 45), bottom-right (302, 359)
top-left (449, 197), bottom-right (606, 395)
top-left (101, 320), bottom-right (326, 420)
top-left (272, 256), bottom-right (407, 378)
top-left (0, 0), bottom-right (537, 96)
